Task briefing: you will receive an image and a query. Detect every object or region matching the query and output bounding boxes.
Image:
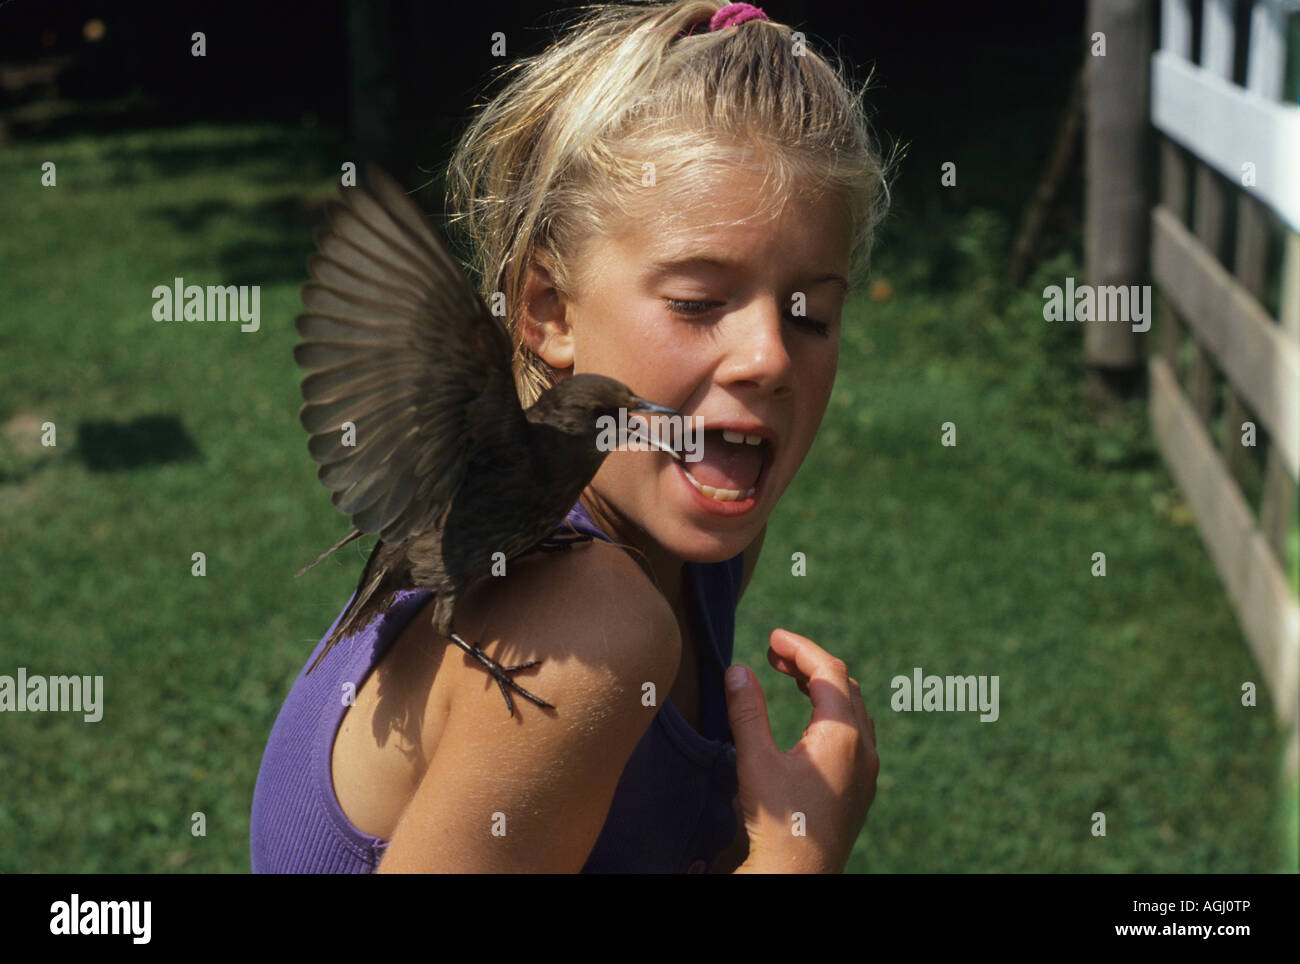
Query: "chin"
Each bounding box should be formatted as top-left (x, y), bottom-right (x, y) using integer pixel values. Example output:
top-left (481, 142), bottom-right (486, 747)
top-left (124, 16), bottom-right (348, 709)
top-left (654, 513), bottom-right (765, 564)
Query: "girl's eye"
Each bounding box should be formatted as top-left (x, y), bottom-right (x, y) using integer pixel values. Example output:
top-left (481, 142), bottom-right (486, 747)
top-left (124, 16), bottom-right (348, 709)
top-left (790, 315), bottom-right (831, 337)
top-left (664, 298), bottom-right (831, 337)
top-left (664, 298), bottom-right (720, 314)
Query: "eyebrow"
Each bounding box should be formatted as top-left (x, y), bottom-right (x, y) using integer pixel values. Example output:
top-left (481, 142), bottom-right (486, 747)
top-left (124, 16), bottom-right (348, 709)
top-left (649, 255), bottom-right (850, 293)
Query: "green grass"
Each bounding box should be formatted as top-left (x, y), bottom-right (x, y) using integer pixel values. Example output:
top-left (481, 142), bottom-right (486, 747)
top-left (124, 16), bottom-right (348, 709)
top-left (0, 122), bottom-right (1294, 872)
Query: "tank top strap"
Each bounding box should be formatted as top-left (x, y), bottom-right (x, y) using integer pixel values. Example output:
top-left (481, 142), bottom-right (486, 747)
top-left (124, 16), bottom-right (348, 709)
top-left (558, 499), bottom-right (654, 581)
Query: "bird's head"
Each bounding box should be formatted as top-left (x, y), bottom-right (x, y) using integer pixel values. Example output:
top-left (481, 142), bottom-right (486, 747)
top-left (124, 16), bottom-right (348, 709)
top-left (526, 373), bottom-right (683, 461)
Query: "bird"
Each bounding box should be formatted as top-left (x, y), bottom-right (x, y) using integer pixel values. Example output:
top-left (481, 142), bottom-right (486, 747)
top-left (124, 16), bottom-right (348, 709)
top-left (292, 164), bottom-right (682, 717)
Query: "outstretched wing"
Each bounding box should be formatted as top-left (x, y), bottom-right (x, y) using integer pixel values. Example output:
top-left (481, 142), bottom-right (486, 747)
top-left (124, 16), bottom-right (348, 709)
top-left (293, 164), bottom-right (521, 545)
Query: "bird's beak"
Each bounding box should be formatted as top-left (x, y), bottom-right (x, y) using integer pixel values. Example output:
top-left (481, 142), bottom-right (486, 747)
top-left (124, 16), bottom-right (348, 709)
top-left (628, 397), bottom-right (679, 417)
top-left (626, 397), bottom-right (683, 461)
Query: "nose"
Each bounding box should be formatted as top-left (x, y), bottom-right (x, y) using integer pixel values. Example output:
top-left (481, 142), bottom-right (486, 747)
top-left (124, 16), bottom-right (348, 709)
top-left (717, 297), bottom-right (796, 397)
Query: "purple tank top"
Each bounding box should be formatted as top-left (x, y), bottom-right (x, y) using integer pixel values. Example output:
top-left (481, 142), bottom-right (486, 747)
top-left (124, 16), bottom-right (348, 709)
top-left (250, 500), bottom-right (743, 873)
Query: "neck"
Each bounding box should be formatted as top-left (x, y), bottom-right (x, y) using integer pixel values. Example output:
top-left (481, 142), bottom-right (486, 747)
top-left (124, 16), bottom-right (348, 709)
top-left (579, 486), bottom-right (685, 615)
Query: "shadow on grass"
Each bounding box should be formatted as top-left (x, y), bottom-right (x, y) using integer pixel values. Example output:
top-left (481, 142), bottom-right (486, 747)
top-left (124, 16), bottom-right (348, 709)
top-left (99, 125), bottom-right (341, 188)
top-left (141, 194), bottom-right (333, 287)
top-left (75, 414), bottom-right (199, 471)
top-left (146, 185), bottom-right (339, 284)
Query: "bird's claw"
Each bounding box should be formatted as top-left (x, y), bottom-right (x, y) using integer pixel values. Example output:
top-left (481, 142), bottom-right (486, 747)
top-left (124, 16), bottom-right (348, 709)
top-left (449, 633), bottom-right (554, 717)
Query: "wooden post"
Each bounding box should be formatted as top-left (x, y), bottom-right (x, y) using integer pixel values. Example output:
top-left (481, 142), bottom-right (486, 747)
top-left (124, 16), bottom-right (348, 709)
top-left (1009, 66), bottom-right (1086, 286)
top-left (1280, 226), bottom-right (1300, 776)
top-left (1083, 0), bottom-right (1152, 397)
top-left (1157, 140), bottom-right (1187, 374)
top-left (1186, 0), bottom-right (1237, 431)
top-left (1262, 351), bottom-right (1299, 567)
top-left (1155, 0), bottom-right (1193, 381)
top-left (1284, 233), bottom-right (1300, 337)
top-left (1224, 193), bottom-right (1267, 486)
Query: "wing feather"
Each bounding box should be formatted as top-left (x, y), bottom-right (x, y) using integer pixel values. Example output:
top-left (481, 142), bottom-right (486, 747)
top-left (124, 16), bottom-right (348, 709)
top-left (294, 165), bottom-right (522, 545)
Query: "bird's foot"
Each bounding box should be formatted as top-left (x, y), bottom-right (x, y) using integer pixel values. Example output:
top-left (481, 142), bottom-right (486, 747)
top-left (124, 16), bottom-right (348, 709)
top-left (449, 632), bottom-right (554, 718)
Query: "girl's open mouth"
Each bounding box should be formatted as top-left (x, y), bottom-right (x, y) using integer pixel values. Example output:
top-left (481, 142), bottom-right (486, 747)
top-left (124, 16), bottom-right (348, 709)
top-left (673, 431), bottom-right (773, 516)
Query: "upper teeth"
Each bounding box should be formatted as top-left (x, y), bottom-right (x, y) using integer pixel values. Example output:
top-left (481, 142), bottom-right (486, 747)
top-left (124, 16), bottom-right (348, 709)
top-left (721, 430), bottom-right (763, 446)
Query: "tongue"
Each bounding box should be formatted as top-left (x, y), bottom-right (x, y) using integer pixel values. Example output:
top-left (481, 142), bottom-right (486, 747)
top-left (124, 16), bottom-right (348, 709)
top-left (689, 430), bottom-right (763, 492)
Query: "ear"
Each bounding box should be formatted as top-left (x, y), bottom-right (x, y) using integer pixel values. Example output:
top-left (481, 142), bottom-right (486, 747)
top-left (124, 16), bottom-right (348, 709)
top-left (518, 256), bottom-right (575, 371)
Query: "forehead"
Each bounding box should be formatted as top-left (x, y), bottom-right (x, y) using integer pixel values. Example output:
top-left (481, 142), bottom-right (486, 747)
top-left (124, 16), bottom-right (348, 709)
top-left (615, 171), bottom-right (852, 267)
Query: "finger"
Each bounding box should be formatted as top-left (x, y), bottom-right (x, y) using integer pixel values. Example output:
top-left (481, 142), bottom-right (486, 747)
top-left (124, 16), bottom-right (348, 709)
top-left (769, 627), bottom-right (840, 674)
top-left (767, 647), bottom-right (808, 682)
top-left (770, 629), bottom-right (855, 727)
top-left (773, 655), bottom-right (812, 696)
top-left (848, 676), bottom-right (873, 747)
top-left (846, 674), bottom-right (877, 749)
top-left (767, 647), bottom-right (811, 697)
top-left (723, 664), bottom-right (777, 774)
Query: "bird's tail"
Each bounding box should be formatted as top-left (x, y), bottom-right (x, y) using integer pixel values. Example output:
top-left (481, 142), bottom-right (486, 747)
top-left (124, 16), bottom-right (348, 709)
top-left (305, 539), bottom-right (397, 675)
top-left (295, 528), bottom-right (367, 578)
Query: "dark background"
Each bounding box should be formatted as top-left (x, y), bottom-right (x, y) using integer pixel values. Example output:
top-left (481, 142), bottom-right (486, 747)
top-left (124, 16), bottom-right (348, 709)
top-left (0, 0), bottom-right (1088, 224)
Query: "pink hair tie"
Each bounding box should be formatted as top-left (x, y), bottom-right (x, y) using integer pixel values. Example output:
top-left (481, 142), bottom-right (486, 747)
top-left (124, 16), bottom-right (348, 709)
top-left (677, 3), bottom-right (769, 37)
top-left (709, 3), bottom-right (769, 30)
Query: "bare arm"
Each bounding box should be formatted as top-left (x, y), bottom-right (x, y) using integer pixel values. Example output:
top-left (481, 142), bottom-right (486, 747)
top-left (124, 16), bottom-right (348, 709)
top-left (376, 543), bottom-right (681, 873)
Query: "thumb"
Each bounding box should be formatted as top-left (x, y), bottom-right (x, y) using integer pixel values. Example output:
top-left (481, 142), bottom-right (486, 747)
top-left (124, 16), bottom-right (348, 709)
top-left (724, 664), bottom-right (777, 768)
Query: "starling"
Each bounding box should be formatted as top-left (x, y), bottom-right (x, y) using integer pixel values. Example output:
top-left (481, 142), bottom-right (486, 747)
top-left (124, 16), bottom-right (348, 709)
top-left (292, 165), bottom-right (681, 717)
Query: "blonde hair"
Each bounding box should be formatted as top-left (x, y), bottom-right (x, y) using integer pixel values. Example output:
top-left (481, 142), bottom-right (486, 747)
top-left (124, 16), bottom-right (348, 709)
top-left (445, 0), bottom-right (894, 406)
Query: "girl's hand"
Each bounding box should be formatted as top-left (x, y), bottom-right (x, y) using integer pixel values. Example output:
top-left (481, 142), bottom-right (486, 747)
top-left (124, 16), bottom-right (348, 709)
top-left (725, 629), bottom-right (878, 874)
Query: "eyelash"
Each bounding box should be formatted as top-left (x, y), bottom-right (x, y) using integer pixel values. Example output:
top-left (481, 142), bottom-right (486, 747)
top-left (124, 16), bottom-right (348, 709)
top-left (664, 299), bottom-right (831, 337)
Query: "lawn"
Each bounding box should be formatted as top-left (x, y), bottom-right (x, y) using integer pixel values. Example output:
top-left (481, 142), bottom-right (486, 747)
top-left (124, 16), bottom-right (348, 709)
top-left (0, 121), bottom-right (1294, 872)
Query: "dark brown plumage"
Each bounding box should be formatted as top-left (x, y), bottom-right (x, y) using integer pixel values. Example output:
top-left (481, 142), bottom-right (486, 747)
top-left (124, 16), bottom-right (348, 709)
top-left (292, 165), bottom-right (680, 716)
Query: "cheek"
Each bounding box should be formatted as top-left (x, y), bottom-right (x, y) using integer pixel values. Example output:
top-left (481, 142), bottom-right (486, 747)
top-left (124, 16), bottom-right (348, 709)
top-left (577, 304), bottom-right (660, 377)
top-left (600, 301), bottom-right (666, 347)
top-left (620, 314), bottom-right (695, 378)
top-left (631, 309), bottom-right (684, 349)
top-left (798, 342), bottom-right (839, 411)
top-left (783, 347), bottom-right (837, 464)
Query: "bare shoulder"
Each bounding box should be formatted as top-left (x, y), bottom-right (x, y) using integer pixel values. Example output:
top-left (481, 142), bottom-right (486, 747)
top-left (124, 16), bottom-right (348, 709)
top-left (377, 540), bottom-right (681, 871)
top-left (453, 537), bottom-right (682, 700)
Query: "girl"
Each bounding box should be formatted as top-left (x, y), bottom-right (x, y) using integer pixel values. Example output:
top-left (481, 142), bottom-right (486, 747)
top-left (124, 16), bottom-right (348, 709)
top-left (252, 0), bottom-right (887, 873)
